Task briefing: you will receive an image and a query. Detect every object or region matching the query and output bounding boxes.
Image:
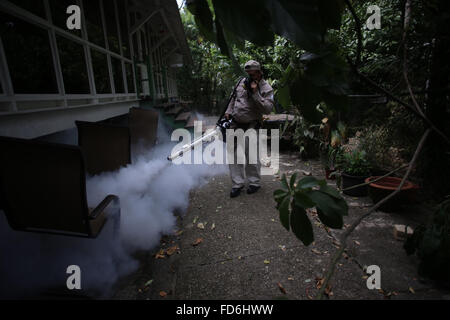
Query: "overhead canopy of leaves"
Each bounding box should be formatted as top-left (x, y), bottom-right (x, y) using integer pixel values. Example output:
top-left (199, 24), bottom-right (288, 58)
top-left (188, 0), bottom-right (345, 55)
top-left (186, 0), bottom-right (349, 120)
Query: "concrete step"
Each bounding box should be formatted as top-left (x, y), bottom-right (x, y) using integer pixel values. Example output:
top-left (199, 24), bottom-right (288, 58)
top-left (165, 106), bottom-right (183, 116)
top-left (175, 112), bottom-right (192, 123)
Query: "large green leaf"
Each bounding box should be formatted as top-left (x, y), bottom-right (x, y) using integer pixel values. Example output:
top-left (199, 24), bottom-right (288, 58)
top-left (296, 176), bottom-right (320, 189)
top-left (276, 85), bottom-right (291, 109)
top-left (319, 183), bottom-right (342, 199)
top-left (317, 0), bottom-right (345, 30)
top-left (321, 90), bottom-right (349, 111)
top-left (308, 190), bottom-right (347, 228)
top-left (274, 189), bottom-right (289, 204)
top-left (289, 74), bottom-right (323, 123)
top-left (289, 172), bottom-right (298, 190)
top-left (294, 192), bottom-right (315, 209)
top-left (279, 196), bottom-right (291, 231)
top-left (214, 17), bottom-right (230, 57)
top-left (212, 0), bottom-right (274, 46)
top-left (263, 0), bottom-right (323, 52)
top-left (291, 204), bottom-right (314, 245)
top-left (317, 208), bottom-right (343, 229)
top-left (186, 0), bottom-right (216, 42)
top-left (280, 173), bottom-right (290, 191)
top-left (276, 63), bottom-right (297, 108)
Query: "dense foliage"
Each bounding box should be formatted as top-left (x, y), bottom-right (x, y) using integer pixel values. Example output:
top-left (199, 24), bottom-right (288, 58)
top-left (181, 0), bottom-right (450, 284)
top-left (405, 198), bottom-right (450, 286)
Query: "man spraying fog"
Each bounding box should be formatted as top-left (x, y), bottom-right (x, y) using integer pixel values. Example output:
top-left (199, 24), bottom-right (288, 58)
top-left (224, 60), bottom-right (274, 198)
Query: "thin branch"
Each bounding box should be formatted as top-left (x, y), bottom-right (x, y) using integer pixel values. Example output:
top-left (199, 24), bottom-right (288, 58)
top-left (316, 128), bottom-right (431, 300)
top-left (341, 164), bottom-right (409, 192)
top-left (402, 0), bottom-right (426, 119)
top-left (347, 59), bottom-right (450, 145)
top-left (343, 0), bottom-right (450, 145)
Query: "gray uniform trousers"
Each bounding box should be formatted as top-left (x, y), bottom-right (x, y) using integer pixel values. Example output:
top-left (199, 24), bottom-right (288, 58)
top-left (227, 120), bottom-right (261, 189)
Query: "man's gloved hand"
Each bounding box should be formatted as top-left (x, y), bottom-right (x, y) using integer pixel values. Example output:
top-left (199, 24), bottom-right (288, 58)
top-left (250, 79), bottom-right (259, 93)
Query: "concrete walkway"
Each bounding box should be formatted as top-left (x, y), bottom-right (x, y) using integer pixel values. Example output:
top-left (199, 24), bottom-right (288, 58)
top-left (113, 152), bottom-right (450, 300)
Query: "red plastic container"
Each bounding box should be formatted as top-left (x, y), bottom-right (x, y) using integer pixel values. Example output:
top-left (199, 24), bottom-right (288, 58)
top-left (365, 176), bottom-right (419, 211)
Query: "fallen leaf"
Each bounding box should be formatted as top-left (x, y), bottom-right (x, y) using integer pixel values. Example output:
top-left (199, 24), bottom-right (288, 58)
top-left (155, 249), bottom-right (165, 259)
top-left (409, 287), bottom-right (415, 294)
top-left (211, 223), bottom-right (216, 230)
top-left (277, 282), bottom-right (287, 294)
top-left (311, 249), bottom-right (321, 255)
top-left (324, 285), bottom-right (333, 297)
top-left (192, 238), bottom-right (203, 246)
top-left (197, 222), bottom-right (205, 230)
top-left (264, 260), bottom-right (270, 264)
top-left (288, 277), bottom-right (295, 281)
top-left (166, 245), bottom-right (179, 256)
top-left (175, 230), bottom-right (183, 236)
top-left (315, 277), bottom-right (325, 289)
top-left (354, 240), bottom-right (361, 246)
top-left (159, 291), bottom-right (167, 297)
top-left (144, 279), bottom-right (153, 287)
top-left (193, 216), bottom-right (199, 224)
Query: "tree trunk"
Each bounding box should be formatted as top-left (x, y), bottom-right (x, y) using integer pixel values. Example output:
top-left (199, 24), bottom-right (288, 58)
top-left (423, 0), bottom-right (450, 198)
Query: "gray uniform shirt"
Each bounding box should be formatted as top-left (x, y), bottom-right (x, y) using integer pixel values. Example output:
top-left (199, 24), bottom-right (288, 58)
top-left (225, 78), bottom-right (274, 124)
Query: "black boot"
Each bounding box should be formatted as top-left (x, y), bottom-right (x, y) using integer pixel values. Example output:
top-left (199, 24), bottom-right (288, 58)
top-left (247, 185), bottom-right (261, 194)
top-left (230, 187), bottom-right (243, 198)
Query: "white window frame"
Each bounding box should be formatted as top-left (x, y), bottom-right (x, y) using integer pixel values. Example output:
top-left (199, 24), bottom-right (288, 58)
top-left (0, 0), bottom-right (137, 115)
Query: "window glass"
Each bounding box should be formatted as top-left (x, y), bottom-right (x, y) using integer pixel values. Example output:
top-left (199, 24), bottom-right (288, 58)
top-left (112, 58), bottom-right (124, 93)
top-left (0, 12), bottom-right (58, 94)
top-left (83, 0), bottom-right (105, 47)
top-left (103, 0), bottom-right (120, 53)
top-left (125, 63), bottom-right (135, 93)
top-left (117, 0), bottom-right (130, 58)
top-left (7, 0), bottom-right (46, 19)
top-left (132, 33), bottom-right (139, 59)
top-left (91, 49), bottom-right (111, 94)
top-left (57, 35), bottom-right (89, 94)
top-left (49, 0), bottom-right (82, 37)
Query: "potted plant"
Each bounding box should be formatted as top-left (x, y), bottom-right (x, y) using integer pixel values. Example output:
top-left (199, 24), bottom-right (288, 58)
top-left (319, 120), bottom-right (347, 180)
top-left (322, 145), bottom-right (343, 180)
top-left (341, 150), bottom-right (372, 197)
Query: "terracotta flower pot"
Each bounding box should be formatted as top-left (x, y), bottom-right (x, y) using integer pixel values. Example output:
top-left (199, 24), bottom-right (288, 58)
top-left (342, 173), bottom-right (369, 197)
top-left (365, 176), bottom-right (419, 212)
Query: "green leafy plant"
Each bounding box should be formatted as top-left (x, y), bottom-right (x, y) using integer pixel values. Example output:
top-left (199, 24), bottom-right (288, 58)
top-left (326, 145), bottom-right (344, 171)
top-left (404, 198), bottom-right (450, 285)
top-left (274, 173), bottom-right (348, 245)
top-left (341, 150), bottom-right (371, 176)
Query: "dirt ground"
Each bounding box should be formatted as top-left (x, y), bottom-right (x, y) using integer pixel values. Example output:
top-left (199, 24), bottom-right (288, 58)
top-left (112, 152), bottom-right (450, 300)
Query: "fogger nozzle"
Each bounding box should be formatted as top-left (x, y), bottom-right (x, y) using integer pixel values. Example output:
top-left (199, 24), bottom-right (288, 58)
top-left (167, 126), bottom-right (221, 162)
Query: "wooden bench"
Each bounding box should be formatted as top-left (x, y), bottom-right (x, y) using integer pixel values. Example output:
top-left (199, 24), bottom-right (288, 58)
top-left (76, 107), bottom-right (159, 175)
top-left (0, 136), bottom-right (120, 238)
top-left (129, 107), bottom-right (159, 151)
top-left (76, 121), bottom-right (131, 176)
